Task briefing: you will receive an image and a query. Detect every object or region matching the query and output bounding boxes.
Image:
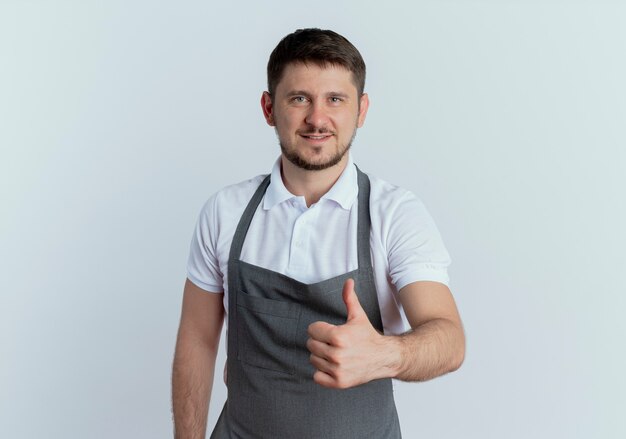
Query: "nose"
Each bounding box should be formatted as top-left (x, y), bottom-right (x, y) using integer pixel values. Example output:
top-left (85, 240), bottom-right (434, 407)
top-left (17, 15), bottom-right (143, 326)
top-left (304, 101), bottom-right (330, 130)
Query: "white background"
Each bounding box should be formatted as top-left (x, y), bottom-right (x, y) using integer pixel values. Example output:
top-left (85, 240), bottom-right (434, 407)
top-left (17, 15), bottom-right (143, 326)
top-left (1, 0), bottom-right (624, 437)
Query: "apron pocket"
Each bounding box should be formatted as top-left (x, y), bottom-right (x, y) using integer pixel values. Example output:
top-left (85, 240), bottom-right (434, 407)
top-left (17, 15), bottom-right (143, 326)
top-left (236, 290), bottom-right (301, 375)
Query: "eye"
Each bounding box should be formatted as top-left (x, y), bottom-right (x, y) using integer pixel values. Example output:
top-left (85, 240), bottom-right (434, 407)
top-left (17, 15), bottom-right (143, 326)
top-left (292, 96), bottom-right (308, 103)
top-left (330, 96), bottom-right (344, 103)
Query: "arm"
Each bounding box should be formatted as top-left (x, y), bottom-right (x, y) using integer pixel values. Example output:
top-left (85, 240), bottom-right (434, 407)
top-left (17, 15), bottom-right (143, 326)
top-left (172, 279), bottom-right (225, 439)
top-left (389, 280), bottom-right (465, 381)
top-left (307, 279), bottom-right (464, 388)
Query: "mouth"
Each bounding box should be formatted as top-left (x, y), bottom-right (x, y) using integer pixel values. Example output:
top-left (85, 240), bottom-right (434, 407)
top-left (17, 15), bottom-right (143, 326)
top-left (299, 133), bottom-right (334, 142)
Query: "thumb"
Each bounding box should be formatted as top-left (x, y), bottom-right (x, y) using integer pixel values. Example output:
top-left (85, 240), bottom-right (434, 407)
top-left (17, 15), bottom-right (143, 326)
top-left (342, 278), bottom-right (366, 321)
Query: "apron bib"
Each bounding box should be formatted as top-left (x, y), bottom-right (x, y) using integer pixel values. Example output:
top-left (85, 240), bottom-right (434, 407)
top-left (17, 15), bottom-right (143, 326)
top-left (211, 167), bottom-right (402, 439)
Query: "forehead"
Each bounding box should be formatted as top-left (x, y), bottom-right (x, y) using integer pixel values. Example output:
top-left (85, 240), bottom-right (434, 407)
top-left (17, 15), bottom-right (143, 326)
top-left (275, 62), bottom-right (357, 95)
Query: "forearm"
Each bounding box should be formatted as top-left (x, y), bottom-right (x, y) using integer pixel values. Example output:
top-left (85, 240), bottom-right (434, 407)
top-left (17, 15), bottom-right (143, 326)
top-left (172, 337), bottom-right (218, 439)
top-left (384, 318), bottom-right (465, 382)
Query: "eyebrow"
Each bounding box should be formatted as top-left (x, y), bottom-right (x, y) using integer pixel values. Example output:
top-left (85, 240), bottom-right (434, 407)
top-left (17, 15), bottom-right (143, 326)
top-left (285, 90), bottom-right (351, 99)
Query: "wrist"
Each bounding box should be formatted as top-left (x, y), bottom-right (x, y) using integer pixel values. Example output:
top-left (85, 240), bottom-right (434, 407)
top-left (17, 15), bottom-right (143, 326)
top-left (375, 333), bottom-right (404, 380)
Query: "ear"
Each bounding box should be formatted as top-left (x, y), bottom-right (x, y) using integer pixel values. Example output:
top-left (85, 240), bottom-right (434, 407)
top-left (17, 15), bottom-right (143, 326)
top-left (261, 91), bottom-right (275, 126)
top-left (357, 93), bottom-right (369, 128)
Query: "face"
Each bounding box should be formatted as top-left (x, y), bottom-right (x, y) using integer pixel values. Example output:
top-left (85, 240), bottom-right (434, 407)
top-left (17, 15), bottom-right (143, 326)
top-left (261, 62), bottom-right (369, 171)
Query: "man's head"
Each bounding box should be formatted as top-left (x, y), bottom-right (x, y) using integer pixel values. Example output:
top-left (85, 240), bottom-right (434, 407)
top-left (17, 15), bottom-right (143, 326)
top-left (267, 28), bottom-right (366, 98)
top-left (262, 29), bottom-right (369, 171)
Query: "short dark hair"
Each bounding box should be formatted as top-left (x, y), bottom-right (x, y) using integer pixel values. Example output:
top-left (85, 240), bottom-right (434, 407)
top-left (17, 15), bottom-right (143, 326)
top-left (267, 28), bottom-right (366, 97)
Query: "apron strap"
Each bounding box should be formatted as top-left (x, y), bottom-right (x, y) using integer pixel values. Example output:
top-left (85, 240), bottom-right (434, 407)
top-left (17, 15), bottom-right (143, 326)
top-left (227, 174), bottom-right (271, 292)
top-left (355, 165), bottom-right (373, 273)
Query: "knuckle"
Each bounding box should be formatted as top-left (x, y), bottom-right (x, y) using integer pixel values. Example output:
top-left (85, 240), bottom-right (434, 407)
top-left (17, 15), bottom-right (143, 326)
top-left (327, 351), bottom-right (342, 365)
top-left (329, 332), bottom-right (343, 347)
top-left (335, 373), bottom-right (349, 389)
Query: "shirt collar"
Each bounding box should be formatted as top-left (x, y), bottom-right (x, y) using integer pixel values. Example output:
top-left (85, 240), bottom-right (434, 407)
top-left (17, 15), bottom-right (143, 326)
top-left (262, 153), bottom-right (359, 211)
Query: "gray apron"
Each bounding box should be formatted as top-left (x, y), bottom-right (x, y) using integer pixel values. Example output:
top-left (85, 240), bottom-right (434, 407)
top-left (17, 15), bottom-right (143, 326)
top-left (210, 166), bottom-right (402, 439)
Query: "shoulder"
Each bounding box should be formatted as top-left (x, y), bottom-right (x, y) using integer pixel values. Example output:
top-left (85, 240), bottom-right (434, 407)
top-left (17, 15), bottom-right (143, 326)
top-left (214, 174), bottom-right (267, 205)
top-left (363, 171), bottom-right (451, 288)
top-left (196, 174), bottom-right (267, 226)
top-left (364, 171), bottom-right (444, 249)
top-left (365, 172), bottom-right (426, 218)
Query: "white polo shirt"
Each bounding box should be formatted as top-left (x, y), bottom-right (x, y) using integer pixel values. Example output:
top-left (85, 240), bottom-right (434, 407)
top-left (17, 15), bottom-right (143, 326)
top-left (186, 154), bottom-right (451, 335)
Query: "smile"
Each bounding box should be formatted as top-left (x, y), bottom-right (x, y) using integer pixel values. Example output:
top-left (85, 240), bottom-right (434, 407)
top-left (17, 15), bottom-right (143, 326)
top-left (301, 134), bottom-right (333, 140)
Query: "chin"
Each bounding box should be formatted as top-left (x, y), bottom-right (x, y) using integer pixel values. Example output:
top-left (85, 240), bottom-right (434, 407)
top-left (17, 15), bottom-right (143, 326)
top-left (283, 148), bottom-right (349, 171)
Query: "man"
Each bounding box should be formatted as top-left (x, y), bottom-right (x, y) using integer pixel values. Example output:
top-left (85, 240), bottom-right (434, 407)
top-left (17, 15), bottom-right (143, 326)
top-left (172, 28), bottom-right (465, 439)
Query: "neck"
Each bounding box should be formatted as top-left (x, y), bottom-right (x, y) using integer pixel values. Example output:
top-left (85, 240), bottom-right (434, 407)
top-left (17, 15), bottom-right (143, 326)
top-left (280, 155), bottom-right (349, 207)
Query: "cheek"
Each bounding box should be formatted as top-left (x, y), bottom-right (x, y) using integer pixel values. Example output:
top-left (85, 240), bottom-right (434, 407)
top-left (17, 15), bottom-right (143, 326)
top-left (277, 116), bottom-right (295, 130)
top-left (336, 112), bottom-right (360, 130)
top-left (273, 116), bottom-right (299, 140)
top-left (276, 109), bottom-right (302, 128)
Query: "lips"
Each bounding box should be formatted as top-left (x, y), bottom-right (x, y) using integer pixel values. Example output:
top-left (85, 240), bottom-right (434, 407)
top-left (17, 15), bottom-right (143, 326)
top-left (299, 131), bottom-right (334, 141)
top-left (302, 134), bottom-right (332, 140)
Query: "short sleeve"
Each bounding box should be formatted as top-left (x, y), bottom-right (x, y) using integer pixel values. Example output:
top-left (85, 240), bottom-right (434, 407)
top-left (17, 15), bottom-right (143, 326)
top-left (186, 194), bottom-right (224, 293)
top-left (385, 191), bottom-right (451, 290)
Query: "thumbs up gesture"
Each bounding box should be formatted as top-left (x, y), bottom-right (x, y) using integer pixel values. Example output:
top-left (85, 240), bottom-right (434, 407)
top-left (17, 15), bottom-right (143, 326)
top-left (307, 279), bottom-right (393, 389)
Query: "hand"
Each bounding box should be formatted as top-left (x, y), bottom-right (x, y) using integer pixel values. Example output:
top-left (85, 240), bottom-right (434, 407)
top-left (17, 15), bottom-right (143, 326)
top-left (306, 278), bottom-right (394, 389)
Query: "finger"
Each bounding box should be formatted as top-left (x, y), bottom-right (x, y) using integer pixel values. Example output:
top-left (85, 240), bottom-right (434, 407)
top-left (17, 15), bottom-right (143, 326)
top-left (313, 369), bottom-right (354, 389)
top-left (307, 321), bottom-right (336, 342)
top-left (309, 353), bottom-right (335, 375)
top-left (342, 278), bottom-right (366, 321)
top-left (313, 369), bottom-right (337, 388)
top-left (306, 337), bottom-right (332, 358)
